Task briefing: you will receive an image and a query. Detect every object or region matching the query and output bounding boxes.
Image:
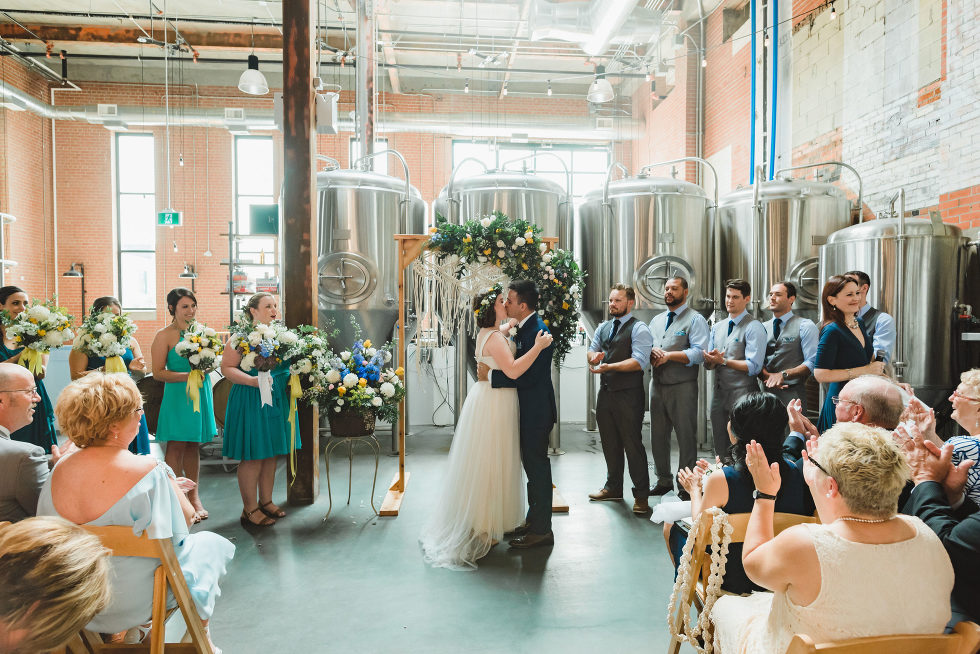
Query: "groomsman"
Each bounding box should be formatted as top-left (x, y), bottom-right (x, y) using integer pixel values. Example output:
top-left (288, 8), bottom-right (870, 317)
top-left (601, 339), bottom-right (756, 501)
top-left (759, 281), bottom-right (818, 412)
top-left (703, 279), bottom-right (766, 459)
top-left (587, 284), bottom-right (654, 514)
top-left (648, 276), bottom-right (709, 500)
top-left (845, 270), bottom-right (896, 362)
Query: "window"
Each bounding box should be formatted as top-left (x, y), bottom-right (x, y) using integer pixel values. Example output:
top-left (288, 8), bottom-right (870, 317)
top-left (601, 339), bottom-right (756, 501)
top-left (233, 135), bottom-right (275, 258)
top-left (349, 138), bottom-right (389, 174)
top-left (115, 133), bottom-right (156, 310)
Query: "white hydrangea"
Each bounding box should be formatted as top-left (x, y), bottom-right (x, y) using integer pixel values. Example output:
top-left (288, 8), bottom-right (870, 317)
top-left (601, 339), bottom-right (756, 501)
top-left (325, 369), bottom-right (341, 384)
top-left (99, 333), bottom-right (118, 345)
top-left (200, 348), bottom-right (216, 360)
top-left (26, 305), bottom-right (52, 321)
top-left (480, 217), bottom-right (492, 228)
top-left (340, 351), bottom-right (351, 361)
top-left (371, 397), bottom-right (382, 407)
top-left (365, 347), bottom-right (377, 358)
top-left (279, 331), bottom-right (299, 344)
top-left (380, 382), bottom-right (396, 398)
top-left (189, 354), bottom-right (201, 365)
top-left (247, 332), bottom-right (262, 346)
top-left (496, 240), bottom-right (505, 247)
top-left (515, 237), bottom-right (526, 246)
top-left (364, 387), bottom-right (375, 396)
top-left (241, 352), bottom-right (258, 371)
top-left (93, 323), bottom-right (108, 333)
top-left (343, 373), bottom-right (359, 387)
top-left (203, 327), bottom-right (216, 337)
top-left (44, 332), bottom-right (64, 347)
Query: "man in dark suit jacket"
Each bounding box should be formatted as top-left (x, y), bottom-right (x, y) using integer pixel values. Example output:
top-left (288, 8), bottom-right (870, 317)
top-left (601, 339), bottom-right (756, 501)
top-left (902, 435), bottom-right (979, 627)
top-left (490, 279), bottom-right (557, 549)
top-left (0, 362), bottom-right (55, 522)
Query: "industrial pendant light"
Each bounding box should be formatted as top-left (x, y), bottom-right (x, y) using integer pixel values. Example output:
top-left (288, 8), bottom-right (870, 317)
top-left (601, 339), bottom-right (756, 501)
top-left (587, 65), bottom-right (614, 103)
top-left (238, 24), bottom-right (269, 95)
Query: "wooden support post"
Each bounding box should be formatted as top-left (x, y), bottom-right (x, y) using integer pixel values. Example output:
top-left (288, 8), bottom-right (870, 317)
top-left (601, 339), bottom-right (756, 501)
top-left (283, 0), bottom-right (319, 505)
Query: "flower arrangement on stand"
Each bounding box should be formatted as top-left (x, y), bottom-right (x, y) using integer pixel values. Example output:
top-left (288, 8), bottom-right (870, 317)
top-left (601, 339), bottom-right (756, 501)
top-left (173, 321), bottom-right (224, 413)
top-left (1, 300), bottom-right (74, 376)
top-left (426, 211), bottom-right (585, 364)
top-left (73, 307), bottom-right (138, 374)
top-left (281, 324), bottom-right (335, 441)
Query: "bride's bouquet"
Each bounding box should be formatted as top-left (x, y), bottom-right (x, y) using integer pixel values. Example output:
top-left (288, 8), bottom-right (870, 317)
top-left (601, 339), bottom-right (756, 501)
top-left (74, 308), bottom-right (137, 374)
top-left (226, 320), bottom-right (300, 407)
top-left (173, 321), bottom-right (223, 413)
top-left (1, 299), bottom-right (74, 376)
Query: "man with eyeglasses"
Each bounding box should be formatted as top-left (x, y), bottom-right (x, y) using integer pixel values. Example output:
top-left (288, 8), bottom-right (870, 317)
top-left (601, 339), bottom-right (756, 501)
top-left (0, 363), bottom-right (60, 522)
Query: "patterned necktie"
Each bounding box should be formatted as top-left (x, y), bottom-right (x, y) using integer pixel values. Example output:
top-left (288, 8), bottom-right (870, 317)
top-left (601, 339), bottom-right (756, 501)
top-left (773, 317), bottom-right (782, 341)
top-left (727, 320), bottom-right (735, 336)
top-left (665, 311), bottom-right (676, 332)
top-left (610, 318), bottom-right (622, 340)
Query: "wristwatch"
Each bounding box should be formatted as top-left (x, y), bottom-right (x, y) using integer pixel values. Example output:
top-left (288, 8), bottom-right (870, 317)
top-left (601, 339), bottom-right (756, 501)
top-left (752, 490), bottom-right (777, 501)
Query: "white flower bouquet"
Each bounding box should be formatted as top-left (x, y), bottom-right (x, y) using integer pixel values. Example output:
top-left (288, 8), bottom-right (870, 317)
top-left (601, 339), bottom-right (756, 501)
top-left (227, 320), bottom-right (301, 409)
top-left (1, 300), bottom-right (74, 376)
top-left (74, 308), bottom-right (137, 373)
top-left (173, 321), bottom-right (223, 413)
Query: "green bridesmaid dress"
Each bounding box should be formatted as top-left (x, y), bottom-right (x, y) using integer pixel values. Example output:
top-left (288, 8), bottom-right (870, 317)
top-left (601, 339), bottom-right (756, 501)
top-left (0, 342), bottom-right (57, 453)
top-left (222, 363), bottom-right (300, 461)
top-left (155, 343), bottom-right (217, 443)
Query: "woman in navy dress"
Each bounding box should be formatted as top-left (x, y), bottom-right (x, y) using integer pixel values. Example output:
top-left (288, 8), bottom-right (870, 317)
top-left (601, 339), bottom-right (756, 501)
top-left (68, 296), bottom-right (150, 455)
top-left (814, 275), bottom-right (885, 432)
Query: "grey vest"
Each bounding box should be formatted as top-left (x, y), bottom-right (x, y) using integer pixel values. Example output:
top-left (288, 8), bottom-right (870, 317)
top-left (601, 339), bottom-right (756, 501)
top-left (861, 306), bottom-right (880, 340)
top-left (651, 307), bottom-right (700, 386)
top-left (599, 316), bottom-right (644, 392)
top-left (714, 316), bottom-right (761, 393)
top-left (764, 315), bottom-right (805, 387)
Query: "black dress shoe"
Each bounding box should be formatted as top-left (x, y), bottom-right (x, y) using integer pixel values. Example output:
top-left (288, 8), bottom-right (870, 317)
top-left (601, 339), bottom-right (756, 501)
top-left (650, 484), bottom-right (674, 496)
top-left (508, 531), bottom-right (554, 549)
top-left (504, 523), bottom-right (530, 538)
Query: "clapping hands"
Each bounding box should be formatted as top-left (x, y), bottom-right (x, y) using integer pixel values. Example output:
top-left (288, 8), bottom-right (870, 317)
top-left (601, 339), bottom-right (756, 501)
top-left (898, 423), bottom-right (974, 505)
top-left (746, 440), bottom-right (781, 496)
top-left (786, 399), bottom-right (818, 440)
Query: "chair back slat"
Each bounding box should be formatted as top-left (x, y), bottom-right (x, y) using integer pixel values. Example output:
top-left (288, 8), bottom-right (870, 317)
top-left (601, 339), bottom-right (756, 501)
top-left (784, 620), bottom-right (980, 654)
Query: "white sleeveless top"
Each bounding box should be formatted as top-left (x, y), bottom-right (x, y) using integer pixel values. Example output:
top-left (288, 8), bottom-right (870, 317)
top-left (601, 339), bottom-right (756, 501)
top-left (475, 328), bottom-right (516, 371)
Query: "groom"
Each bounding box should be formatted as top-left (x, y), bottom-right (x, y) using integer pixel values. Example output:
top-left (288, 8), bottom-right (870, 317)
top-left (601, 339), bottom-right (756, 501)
top-left (490, 279), bottom-right (557, 549)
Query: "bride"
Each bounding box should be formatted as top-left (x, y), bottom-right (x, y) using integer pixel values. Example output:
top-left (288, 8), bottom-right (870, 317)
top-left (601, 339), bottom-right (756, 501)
top-left (420, 284), bottom-right (553, 570)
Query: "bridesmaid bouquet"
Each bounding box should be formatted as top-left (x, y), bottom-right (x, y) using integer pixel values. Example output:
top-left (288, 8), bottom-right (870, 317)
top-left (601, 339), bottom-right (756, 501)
top-left (74, 308), bottom-right (137, 374)
top-left (1, 299), bottom-right (74, 376)
top-left (227, 320), bottom-right (300, 407)
top-left (173, 321), bottom-right (223, 413)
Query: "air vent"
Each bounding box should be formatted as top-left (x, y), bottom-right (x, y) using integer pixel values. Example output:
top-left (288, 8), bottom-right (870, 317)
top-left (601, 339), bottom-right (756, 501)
top-left (97, 104), bottom-right (118, 118)
top-left (595, 117), bottom-right (614, 130)
top-left (224, 107), bottom-right (245, 121)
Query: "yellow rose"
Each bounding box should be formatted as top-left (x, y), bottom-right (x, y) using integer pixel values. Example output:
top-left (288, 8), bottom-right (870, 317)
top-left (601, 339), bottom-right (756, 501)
top-left (338, 386), bottom-right (347, 396)
top-left (358, 378), bottom-right (368, 387)
top-left (429, 226), bottom-right (438, 233)
top-left (521, 263), bottom-right (528, 270)
top-left (37, 329), bottom-right (46, 336)
top-left (363, 339), bottom-right (372, 348)
top-left (562, 302), bottom-right (569, 310)
top-left (395, 367), bottom-right (405, 378)
top-left (483, 248), bottom-right (491, 255)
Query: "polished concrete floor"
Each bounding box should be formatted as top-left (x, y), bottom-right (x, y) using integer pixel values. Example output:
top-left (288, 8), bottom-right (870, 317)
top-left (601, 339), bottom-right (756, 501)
top-left (188, 423), bottom-right (698, 653)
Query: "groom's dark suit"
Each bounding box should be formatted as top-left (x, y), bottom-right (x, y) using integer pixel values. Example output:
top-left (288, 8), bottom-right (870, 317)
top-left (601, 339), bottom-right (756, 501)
top-left (491, 313), bottom-right (557, 536)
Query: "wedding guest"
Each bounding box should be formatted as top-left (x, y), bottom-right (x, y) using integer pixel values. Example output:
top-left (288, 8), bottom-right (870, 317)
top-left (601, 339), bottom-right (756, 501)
top-left (704, 279), bottom-right (766, 460)
top-left (759, 282), bottom-right (817, 413)
top-left (222, 293), bottom-right (298, 528)
top-left (69, 296), bottom-right (150, 455)
top-left (586, 284), bottom-right (653, 514)
top-left (710, 423), bottom-right (953, 653)
top-left (0, 285), bottom-right (57, 453)
top-left (844, 270), bottom-right (896, 363)
top-left (151, 288), bottom-right (216, 522)
top-left (37, 373), bottom-right (233, 650)
top-left (945, 369), bottom-right (980, 505)
top-left (902, 434), bottom-right (979, 626)
top-left (0, 362), bottom-right (52, 522)
top-left (0, 516), bottom-right (112, 653)
top-left (648, 276), bottom-right (709, 500)
top-left (813, 275), bottom-right (884, 432)
top-left (667, 392), bottom-right (813, 594)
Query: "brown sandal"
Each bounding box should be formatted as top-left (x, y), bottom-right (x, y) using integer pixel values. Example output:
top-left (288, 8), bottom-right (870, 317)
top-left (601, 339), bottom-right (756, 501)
top-left (240, 507), bottom-right (275, 528)
top-left (259, 501), bottom-right (286, 519)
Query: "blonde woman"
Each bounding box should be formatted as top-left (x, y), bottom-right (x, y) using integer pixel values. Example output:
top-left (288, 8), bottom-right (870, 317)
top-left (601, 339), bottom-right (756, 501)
top-left (947, 369), bottom-right (980, 505)
top-left (36, 373), bottom-right (233, 650)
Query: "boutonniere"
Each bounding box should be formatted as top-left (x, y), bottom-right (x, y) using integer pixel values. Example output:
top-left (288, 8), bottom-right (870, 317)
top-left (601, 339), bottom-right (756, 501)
top-left (509, 327), bottom-right (518, 338)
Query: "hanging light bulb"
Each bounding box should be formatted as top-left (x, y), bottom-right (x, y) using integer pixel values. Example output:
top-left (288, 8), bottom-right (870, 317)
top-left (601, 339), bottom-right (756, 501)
top-left (764, 30), bottom-right (770, 48)
top-left (547, 80), bottom-right (552, 96)
top-left (464, 78), bottom-right (469, 93)
top-left (172, 241), bottom-right (178, 253)
top-left (238, 24), bottom-right (269, 95)
top-left (502, 82), bottom-right (508, 96)
top-left (702, 51), bottom-right (708, 68)
top-left (645, 69), bottom-right (653, 82)
top-left (457, 53), bottom-right (462, 72)
top-left (830, 1), bottom-right (837, 19)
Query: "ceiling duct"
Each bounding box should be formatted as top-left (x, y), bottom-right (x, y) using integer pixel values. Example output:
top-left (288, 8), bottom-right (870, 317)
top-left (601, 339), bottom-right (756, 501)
top-left (529, 0), bottom-right (661, 54)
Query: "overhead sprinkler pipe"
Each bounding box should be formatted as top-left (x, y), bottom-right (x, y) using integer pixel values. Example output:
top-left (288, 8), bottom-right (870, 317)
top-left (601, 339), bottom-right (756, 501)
top-left (768, 0), bottom-right (778, 180)
top-left (750, 0), bottom-right (757, 184)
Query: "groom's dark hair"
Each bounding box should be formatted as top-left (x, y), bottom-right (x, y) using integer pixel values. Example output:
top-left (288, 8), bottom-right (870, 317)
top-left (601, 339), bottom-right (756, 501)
top-left (509, 279), bottom-right (538, 311)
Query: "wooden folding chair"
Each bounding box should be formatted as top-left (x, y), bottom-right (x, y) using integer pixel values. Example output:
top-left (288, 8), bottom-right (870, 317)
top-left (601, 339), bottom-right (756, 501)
top-left (784, 620), bottom-right (980, 654)
top-left (60, 526), bottom-right (214, 654)
top-left (667, 511), bottom-right (818, 654)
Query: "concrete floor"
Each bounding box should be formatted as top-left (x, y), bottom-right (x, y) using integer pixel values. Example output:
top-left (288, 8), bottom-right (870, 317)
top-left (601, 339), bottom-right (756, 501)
top-left (191, 423), bottom-right (694, 654)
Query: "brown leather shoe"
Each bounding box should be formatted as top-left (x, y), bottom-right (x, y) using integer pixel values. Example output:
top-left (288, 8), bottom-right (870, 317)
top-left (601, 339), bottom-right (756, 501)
top-left (632, 499), bottom-right (651, 514)
top-left (508, 531), bottom-right (555, 549)
top-left (504, 523), bottom-right (530, 538)
top-left (588, 488), bottom-right (624, 502)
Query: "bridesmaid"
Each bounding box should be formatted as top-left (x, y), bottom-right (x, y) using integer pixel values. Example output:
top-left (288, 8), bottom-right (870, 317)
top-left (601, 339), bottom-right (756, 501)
top-left (221, 292), bottom-right (299, 528)
top-left (68, 296), bottom-right (151, 455)
top-left (0, 285), bottom-right (57, 453)
top-left (150, 288), bottom-right (217, 522)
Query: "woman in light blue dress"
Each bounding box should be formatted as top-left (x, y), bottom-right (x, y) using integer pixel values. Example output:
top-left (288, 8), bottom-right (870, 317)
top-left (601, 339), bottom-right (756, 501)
top-left (36, 372), bottom-right (233, 649)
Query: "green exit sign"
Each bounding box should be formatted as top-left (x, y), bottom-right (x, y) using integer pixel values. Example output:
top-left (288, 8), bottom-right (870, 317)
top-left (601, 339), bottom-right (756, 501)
top-left (158, 210), bottom-right (182, 226)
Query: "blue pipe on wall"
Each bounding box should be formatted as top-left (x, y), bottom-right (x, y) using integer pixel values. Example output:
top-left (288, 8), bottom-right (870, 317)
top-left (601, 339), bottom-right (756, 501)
top-left (750, 0), bottom-right (757, 185)
top-left (769, 0), bottom-right (778, 180)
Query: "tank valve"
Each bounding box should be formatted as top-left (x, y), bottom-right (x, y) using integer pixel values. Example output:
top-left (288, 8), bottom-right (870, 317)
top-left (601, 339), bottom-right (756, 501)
top-left (383, 294), bottom-right (396, 307)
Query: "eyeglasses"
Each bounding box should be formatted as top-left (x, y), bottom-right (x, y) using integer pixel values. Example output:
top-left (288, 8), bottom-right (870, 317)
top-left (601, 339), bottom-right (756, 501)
top-left (831, 396), bottom-right (856, 406)
top-left (134, 405), bottom-right (145, 415)
top-left (952, 390), bottom-right (980, 403)
top-left (0, 387), bottom-right (39, 396)
top-left (807, 455), bottom-right (833, 479)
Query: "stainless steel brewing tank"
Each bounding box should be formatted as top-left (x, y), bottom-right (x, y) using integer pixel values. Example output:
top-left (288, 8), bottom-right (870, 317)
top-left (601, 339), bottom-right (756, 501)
top-left (718, 179), bottom-right (853, 321)
top-left (433, 171), bottom-right (571, 247)
top-left (316, 169), bottom-right (426, 346)
top-left (577, 176), bottom-right (713, 335)
top-left (819, 218), bottom-right (968, 406)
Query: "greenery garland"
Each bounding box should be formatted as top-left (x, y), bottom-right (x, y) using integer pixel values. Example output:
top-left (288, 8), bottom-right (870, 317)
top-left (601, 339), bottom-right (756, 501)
top-left (426, 211), bottom-right (585, 365)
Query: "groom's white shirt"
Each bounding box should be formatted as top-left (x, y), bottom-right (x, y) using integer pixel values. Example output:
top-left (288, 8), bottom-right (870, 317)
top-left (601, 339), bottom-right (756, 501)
top-left (517, 313), bottom-right (534, 330)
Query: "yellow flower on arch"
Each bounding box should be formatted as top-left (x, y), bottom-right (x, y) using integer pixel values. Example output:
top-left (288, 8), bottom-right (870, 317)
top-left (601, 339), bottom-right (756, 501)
top-left (338, 386), bottom-right (347, 396)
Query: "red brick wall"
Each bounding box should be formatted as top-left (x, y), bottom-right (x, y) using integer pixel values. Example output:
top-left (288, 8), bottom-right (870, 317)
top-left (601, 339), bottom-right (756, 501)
top-left (937, 186), bottom-right (980, 231)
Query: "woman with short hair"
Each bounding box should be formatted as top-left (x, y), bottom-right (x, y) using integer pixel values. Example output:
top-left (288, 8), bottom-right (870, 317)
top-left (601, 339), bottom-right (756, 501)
top-left (946, 369), bottom-right (980, 504)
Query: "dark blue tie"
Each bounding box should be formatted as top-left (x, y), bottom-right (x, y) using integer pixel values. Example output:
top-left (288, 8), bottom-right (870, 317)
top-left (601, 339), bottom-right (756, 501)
top-left (727, 320), bottom-right (735, 336)
top-left (773, 317), bottom-right (782, 341)
top-left (665, 311), bottom-right (676, 332)
top-left (610, 319), bottom-right (621, 340)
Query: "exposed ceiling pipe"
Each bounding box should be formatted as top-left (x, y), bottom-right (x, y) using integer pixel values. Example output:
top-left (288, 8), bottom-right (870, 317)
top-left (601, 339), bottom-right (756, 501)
top-left (529, 0), bottom-right (652, 54)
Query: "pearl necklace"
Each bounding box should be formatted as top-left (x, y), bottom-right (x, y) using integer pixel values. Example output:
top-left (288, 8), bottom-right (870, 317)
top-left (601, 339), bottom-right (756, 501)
top-left (845, 318), bottom-right (860, 329)
top-left (836, 515), bottom-right (895, 524)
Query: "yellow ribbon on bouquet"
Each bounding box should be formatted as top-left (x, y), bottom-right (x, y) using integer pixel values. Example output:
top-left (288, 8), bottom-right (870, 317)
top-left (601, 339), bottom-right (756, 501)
top-left (19, 348), bottom-right (44, 377)
top-left (186, 369), bottom-right (205, 413)
top-left (104, 355), bottom-right (127, 374)
top-left (287, 373), bottom-right (302, 482)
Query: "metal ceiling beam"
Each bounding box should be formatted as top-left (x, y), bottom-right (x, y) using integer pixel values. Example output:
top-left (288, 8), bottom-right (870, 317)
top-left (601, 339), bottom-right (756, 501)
top-left (498, 0), bottom-right (532, 99)
top-left (0, 23), bottom-right (292, 53)
top-left (375, 5), bottom-right (401, 94)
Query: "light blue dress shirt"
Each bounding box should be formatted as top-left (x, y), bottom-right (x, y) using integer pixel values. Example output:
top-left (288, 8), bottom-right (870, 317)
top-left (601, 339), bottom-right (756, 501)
top-left (588, 311), bottom-right (654, 371)
top-left (765, 310), bottom-right (819, 372)
top-left (710, 310), bottom-right (767, 377)
top-left (857, 303), bottom-right (896, 362)
top-left (647, 303), bottom-right (709, 366)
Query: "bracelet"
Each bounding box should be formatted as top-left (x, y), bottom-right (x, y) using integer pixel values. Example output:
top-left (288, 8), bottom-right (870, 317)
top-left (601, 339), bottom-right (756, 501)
top-left (847, 368), bottom-right (853, 380)
top-left (721, 358), bottom-right (728, 367)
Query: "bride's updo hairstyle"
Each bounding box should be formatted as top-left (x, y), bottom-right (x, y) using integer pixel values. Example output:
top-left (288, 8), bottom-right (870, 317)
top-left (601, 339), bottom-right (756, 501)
top-left (473, 287), bottom-right (501, 329)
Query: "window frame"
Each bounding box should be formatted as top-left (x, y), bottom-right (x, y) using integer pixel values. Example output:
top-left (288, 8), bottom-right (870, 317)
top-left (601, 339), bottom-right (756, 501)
top-left (114, 132), bottom-right (157, 311)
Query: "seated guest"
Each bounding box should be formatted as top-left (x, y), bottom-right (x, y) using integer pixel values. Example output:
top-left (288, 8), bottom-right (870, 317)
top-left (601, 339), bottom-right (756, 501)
top-left (36, 373), bottom-right (234, 650)
top-left (668, 392), bottom-right (814, 594)
top-left (0, 516), bottom-right (112, 652)
top-left (945, 369), bottom-right (980, 504)
top-left (902, 433), bottom-right (979, 626)
top-left (711, 423), bottom-right (953, 654)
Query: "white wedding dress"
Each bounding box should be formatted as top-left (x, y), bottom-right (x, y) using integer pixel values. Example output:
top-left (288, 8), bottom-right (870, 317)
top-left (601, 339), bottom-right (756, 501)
top-left (419, 328), bottom-right (525, 570)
